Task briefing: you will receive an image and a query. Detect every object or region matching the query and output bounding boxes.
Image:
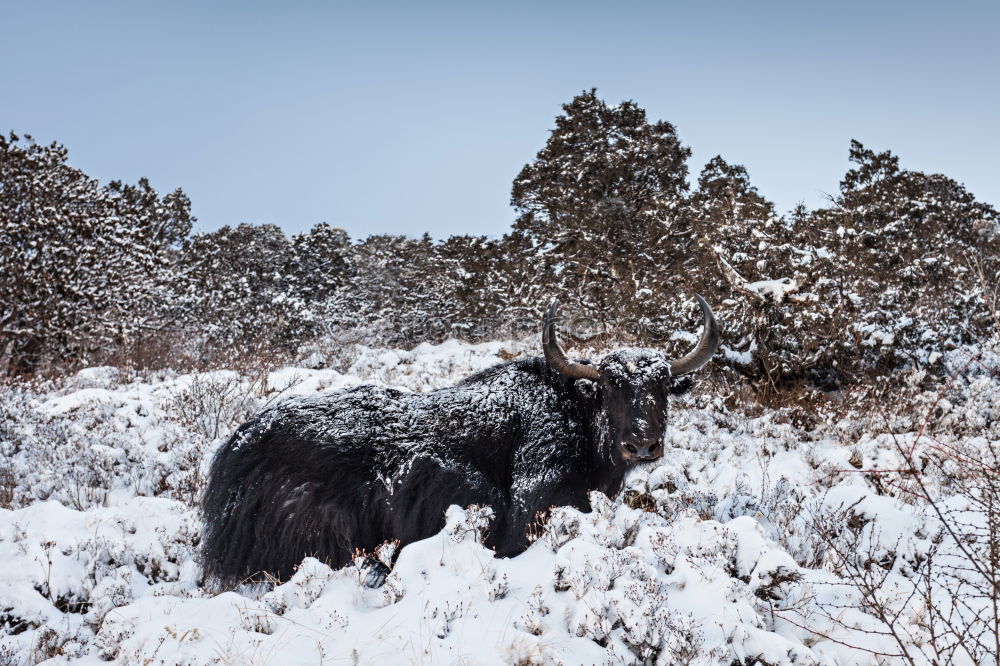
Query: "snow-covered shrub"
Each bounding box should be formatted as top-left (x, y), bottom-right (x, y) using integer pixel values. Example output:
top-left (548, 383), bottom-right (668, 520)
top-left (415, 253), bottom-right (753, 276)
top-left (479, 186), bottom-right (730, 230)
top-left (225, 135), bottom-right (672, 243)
top-left (166, 370), bottom-right (266, 441)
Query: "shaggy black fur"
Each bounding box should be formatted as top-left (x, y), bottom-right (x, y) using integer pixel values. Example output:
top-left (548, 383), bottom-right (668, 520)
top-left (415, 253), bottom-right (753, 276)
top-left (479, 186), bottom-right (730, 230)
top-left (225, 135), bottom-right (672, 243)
top-left (202, 352), bottom-right (688, 587)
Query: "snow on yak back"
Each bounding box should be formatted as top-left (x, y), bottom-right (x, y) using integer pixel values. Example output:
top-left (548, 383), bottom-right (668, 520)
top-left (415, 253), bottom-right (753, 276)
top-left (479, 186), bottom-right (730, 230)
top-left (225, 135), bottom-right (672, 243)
top-left (201, 296), bottom-right (720, 587)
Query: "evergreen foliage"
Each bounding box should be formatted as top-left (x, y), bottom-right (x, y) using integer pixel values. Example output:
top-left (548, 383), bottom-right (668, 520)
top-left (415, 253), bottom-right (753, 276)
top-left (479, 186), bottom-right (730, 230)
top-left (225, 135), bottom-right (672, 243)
top-left (0, 132), bottom-right (191, 372)
top-left (511, 89), bottom-right (692, 326)
top-left (2, 92), bottom-right (997, 396)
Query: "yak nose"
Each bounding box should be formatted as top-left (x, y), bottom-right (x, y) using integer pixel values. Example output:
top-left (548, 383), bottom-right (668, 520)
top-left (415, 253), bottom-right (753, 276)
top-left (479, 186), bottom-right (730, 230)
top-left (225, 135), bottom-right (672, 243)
top-left (622, 438), bottom-right (663, 462)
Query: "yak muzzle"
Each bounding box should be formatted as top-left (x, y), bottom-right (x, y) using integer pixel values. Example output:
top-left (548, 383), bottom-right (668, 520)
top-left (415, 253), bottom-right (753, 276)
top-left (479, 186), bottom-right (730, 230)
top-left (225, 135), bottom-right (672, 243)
top-left (621, 438), bottom-right (664, 463)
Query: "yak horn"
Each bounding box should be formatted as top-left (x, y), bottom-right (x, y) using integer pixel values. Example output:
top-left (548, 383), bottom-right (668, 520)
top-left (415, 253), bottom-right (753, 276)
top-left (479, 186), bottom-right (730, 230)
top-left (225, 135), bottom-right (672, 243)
top-left (668, 294), bottom-right (720, 376)
top-left (542, 300), bottom-right (600, 381)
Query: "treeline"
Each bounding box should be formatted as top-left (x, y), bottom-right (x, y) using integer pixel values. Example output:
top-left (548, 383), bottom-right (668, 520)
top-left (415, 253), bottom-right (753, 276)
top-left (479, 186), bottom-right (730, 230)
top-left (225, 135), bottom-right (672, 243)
top-left (2, 90), bottom-right (998, 393)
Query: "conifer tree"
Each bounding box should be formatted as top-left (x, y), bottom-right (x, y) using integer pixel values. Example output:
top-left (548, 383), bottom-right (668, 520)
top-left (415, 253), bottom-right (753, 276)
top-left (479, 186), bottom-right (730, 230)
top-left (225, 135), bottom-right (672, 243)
top-left (172, 223), bottom-right (300, 351)
top-left (0, 132), bottom-right (191, 372)
top-left (510, 90), bottom-right (692, 327)
top-left (809, 140), bottom-right (999, 372)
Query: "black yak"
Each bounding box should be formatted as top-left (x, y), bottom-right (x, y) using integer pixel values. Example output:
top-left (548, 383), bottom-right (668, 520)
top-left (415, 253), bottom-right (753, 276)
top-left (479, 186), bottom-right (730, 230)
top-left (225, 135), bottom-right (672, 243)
top-left (202, 296), bottom-right (719, 586)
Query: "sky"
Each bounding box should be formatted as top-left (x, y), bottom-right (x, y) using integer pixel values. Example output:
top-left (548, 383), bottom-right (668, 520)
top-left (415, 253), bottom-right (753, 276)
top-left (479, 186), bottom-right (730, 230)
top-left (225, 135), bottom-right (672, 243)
top-left (3, 1), bottom-right (998, 239)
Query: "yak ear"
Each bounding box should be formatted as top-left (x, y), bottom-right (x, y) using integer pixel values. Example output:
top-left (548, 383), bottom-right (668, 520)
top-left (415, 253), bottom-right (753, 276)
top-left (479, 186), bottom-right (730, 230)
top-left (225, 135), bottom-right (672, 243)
top-left (574, 378), bottom-right (598, 402)
top-left (667, 376), bottom-right (694, 396)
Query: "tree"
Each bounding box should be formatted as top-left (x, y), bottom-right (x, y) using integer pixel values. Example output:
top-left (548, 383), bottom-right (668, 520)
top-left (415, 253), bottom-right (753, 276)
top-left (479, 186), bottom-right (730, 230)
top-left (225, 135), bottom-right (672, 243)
top-left (510, 90), bottom-right (692, 326)
top-left (0, 132), bottom-right (192, 373)
top-left (287, 222), bottom-right (354, 339)
top-left (335, 234), bottom-right (440, 344)
top-left (289, 223), bottom-right (352, 307)
top-left (808, 140), bottom-right (999, 374)
top-left (688, 156), bottom-right (782, 286)
top-left (685, 156), bottom-right (820, 387)
top-left (170, 223), bottom-right (301, 353)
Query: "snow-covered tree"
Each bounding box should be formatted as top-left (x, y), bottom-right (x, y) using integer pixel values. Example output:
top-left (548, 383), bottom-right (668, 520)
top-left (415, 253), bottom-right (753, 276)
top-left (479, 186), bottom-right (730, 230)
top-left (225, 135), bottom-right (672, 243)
top-left (170, 223), bottom-right (306, 354)
top-left (683, 157), bottom-right (824, 388)
top-left (332, 234), bottom-right (440, 343)
top-left (290, 223), bottom-right (352, 305)
top-left (434, 234), bottom-right (540, 341)
top-left (0, 132), bottom-right (192, 373)
top-left (808, 141), bottom-right (999, 374)
top-left (510, 90), bottom-right (692, 326)
top-left (688, 156), bottom-right (784, 286)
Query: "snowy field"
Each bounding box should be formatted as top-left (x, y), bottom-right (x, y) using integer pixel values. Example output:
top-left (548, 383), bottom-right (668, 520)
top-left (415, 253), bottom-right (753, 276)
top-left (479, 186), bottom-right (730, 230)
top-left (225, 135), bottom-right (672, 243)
top-left (1, 339), bottom-right (998, 665)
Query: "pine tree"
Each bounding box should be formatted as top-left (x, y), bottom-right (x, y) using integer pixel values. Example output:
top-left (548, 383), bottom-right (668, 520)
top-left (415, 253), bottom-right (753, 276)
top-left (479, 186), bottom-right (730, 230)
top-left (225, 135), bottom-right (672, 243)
top-left (290, 223), bottom-right (351, 299)
top-left (684, 157), bottom-right (818, 385)
top-left (689, 156), bottom-right (783, 289)
top-left (0, 132), bottom-right (192, 373)
top-left (172, 223), bottom-right (300, 352)
top-left (809, 140), bottom-right (999, 373)
top-left (289, 222), bottom-right (353, 333)
top-left (338, 234), bottom-right (440, 344)
top-left (510, 90), bottom-right (692, 327)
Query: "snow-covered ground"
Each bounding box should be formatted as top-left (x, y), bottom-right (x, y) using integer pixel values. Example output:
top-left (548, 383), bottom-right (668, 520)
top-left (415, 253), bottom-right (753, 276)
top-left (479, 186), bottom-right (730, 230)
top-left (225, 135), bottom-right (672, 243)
top-left (1, 339), bottom-right (998, 665)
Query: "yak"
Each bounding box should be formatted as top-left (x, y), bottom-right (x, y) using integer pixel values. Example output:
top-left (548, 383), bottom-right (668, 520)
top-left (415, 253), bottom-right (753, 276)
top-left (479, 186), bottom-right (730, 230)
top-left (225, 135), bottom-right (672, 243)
top-left (202, 296), bottom-right (719, 586)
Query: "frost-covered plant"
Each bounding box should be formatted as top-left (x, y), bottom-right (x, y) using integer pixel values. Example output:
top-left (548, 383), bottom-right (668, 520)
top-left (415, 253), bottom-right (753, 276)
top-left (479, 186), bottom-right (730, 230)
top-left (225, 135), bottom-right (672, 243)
top-left (166, 371), bottom-right (265, 441)
top-left (516, 586), bottom-right (549, 636)
top-left (0, 133), bottom-right (193, 376)
top-left (539, 506), bottom-right (582, 551)
top-left (444, 504), bottom-right (494, 544)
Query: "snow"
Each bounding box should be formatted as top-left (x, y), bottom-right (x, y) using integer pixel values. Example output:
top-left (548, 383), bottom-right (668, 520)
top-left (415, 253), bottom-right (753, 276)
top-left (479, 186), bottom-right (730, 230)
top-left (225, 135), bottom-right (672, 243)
top-left (1, 338), bottom-right (997, 664)
top-left (745, 277), bottom-right (798, 303)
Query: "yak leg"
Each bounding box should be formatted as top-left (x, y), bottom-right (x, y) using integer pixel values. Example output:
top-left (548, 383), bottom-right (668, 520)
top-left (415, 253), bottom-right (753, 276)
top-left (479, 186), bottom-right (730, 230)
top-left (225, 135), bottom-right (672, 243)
top-left (491, 474), bottom-right (592, 557)
top-left (387, 454), bottom-right (505, 549)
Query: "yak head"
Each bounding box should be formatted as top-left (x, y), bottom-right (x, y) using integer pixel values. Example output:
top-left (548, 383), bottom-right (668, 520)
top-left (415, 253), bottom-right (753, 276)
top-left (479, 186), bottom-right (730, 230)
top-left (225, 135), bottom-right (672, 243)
top-left (542, 295), bottom-right (719, 464)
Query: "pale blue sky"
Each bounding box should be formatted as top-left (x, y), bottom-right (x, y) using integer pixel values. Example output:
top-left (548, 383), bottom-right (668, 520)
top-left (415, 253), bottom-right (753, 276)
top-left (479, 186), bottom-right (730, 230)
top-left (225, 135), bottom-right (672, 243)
top-left (3, 1), bottom-right (997, 238)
